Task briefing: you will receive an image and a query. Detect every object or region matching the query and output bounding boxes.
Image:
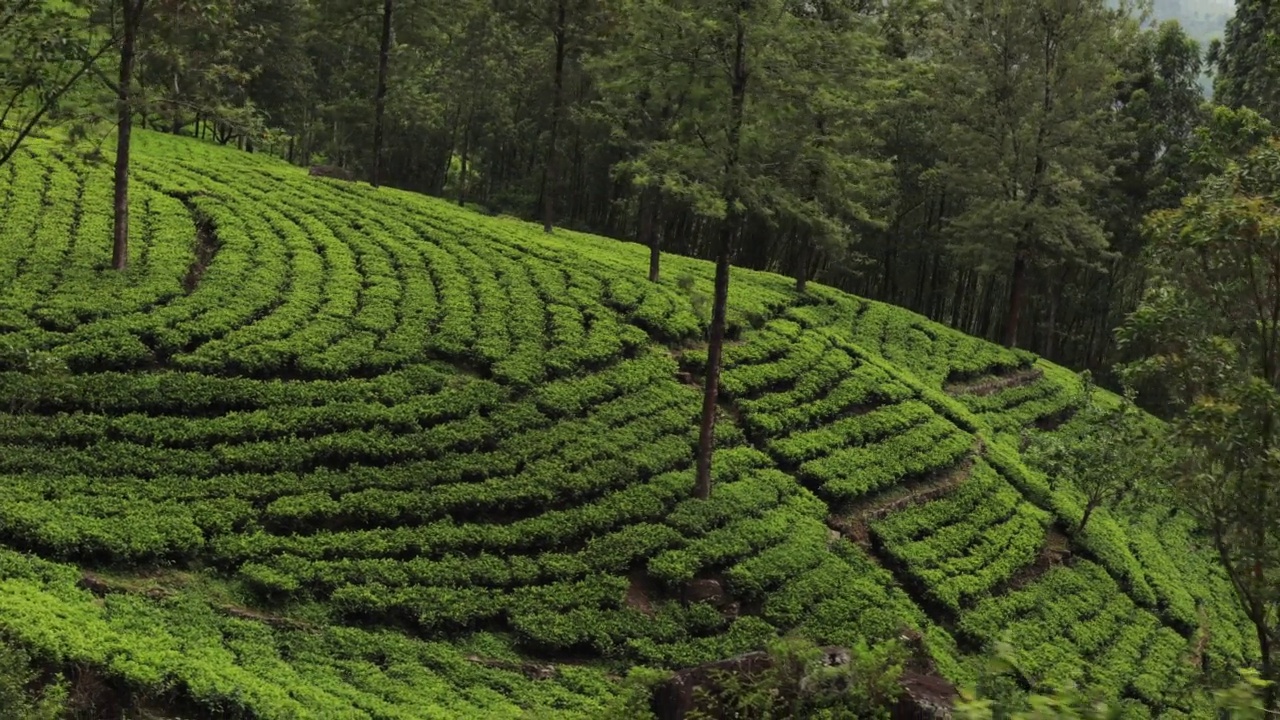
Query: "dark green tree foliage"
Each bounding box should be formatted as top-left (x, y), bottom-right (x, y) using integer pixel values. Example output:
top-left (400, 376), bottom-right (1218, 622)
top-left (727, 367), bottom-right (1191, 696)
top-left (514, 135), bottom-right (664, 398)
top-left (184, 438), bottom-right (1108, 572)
top-left (130, 0), bottom-right (291, 147)
top-left (1119, 112), bottom-right (1280, 702)
top-left (934, 0), bottom-right (1124, 348)
top-left (1210, 0), bottom-right (1280, 122)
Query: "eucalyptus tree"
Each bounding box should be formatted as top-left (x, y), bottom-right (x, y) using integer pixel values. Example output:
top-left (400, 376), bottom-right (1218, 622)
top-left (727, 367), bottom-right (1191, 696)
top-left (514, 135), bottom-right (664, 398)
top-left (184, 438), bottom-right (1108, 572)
top-left (594, 0), bottom-right (885, 497)
top-left (934, 0), bottom-right (1129, 348)
top-left (112, 0), bottom-right (146, 271)
top-left (371, 0), bottom-right (393, 186)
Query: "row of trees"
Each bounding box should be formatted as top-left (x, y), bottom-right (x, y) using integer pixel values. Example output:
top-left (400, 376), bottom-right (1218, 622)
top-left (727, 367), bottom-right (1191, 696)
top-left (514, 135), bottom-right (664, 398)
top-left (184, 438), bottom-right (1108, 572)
top-left (0, 0), bottom-right (1229, 366)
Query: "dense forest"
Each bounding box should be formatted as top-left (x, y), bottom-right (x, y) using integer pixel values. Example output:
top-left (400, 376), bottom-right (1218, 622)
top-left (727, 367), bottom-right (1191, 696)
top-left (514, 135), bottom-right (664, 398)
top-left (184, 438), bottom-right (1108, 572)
top-left (6, 0), bottom-right (1280, 717)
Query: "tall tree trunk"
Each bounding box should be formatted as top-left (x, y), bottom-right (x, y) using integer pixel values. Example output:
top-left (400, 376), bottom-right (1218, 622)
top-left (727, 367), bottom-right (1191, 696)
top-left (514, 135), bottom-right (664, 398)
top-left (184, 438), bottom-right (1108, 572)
top-left (541, 0), bottom-right (567, 234)
top-left (882, 243), bottom-right (896, 302)
top-left (641, 186), bottom-right (662, 282)
top-left (1004, 248), bottom-right (1028, 347)
top-left (1252, 599), bottom-right (1276, 710)
top-left (170, 72), bottom-right (181, 134)
top-left (457, 108), bottom-right (473, 206)
top-left (927, 253), bottom-right (944, 318)
top-left (977, 275), bottom-right (998, 338)
top-left (695, 1), bottom-right (749, 500)
top-left (1045, 282), bottom-right (1059, 359)
top-left (949, 270), bottom-right (966, 327)
top-left (371, 0), bottom-right (393, 187)
top-left (696, 228), bottom-right (733, 500)
top-left (112, 0), bottom-right (144, 272)
top-left (795, 238), bottom-right (813, 294)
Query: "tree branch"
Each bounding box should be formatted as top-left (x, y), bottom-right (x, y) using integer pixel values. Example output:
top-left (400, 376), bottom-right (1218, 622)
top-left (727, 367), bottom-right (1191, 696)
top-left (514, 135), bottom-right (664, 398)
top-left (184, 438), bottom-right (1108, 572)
top-left (0, 37), bottom-right (118, 168)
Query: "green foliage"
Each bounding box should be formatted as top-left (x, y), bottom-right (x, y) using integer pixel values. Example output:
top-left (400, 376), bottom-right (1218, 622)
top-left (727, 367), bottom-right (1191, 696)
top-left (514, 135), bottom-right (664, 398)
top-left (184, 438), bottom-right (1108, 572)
top-left (589, 0), bottom-right (889, 252)
top-left (0, 0), bottom-right (111, 167)
top-left (955, 640), bottom-right (1272, 719)
top-left (1119, 118), bottom-right (1280, 703)
top-left (687, 636), bottom-right (907, 720)
top-left (1024, 374), bottom-right (1157, 531)
top-left (0, 638), bottom-right (66, 720)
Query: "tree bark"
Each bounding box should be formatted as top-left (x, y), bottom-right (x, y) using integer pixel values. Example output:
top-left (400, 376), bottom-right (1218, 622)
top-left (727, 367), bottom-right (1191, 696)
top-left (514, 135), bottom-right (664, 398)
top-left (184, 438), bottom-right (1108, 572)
top-left (796, 239), bottom-right (813, 294)
top-left (1257, 618), bottom-right (1276, 710)
top-left (1078, 498), bottom-right (1098, 534)
top-left (112, 0), bottom-right (144, 272)
top-left (458, 107), bottom-right (473, 206)
top-left (1004, 248), bottom-right (1028, 347)
top-left (641, 186), bottom-right (662, 282)
top-left (694, 1), bottom-right (749, 500)
top-left (695, 232), bottom-right (732, 500)
top-left (1045, 282), bottom-right (1059, 359)
top-left (541, 0), bottom-right (568, 234)
top-left (371, 0), bottom-right (393, 187)
top-left (170, 71), bottom-right (181, 134)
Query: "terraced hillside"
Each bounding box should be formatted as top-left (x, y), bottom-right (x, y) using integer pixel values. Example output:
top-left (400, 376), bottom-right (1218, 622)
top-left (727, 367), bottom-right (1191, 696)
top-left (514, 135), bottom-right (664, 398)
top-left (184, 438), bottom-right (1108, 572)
top-left (0, 132), bottom-right (1257, 718)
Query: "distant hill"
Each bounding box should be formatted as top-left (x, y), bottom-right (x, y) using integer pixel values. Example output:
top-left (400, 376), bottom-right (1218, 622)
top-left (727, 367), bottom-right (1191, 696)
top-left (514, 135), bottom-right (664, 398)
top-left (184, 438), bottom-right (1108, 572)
top-left (0, 132), bottom-right (1258, 717)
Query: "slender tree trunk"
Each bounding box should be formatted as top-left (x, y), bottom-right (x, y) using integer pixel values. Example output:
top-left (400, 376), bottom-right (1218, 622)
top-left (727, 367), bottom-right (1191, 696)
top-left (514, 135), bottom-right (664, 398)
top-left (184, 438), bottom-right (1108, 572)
top-left (641, 186), bottom-right (662, 282)
top-left (976, 276), bottom-right (996, 338)
top-left (541, 0), bottom-right (567, 234)
top-left (796, 238), bottom-right (813, 294)
top-left (1045, 283), bottom-right (1059, 359)
top-left (371, 0), bottom-right (393, 187)
top-left (948, 271), bottom-right (965, 327)
top-left (928, 253), bottom-right (944, 318)
top-left (1252, 603), bottom-right (1276, 710)
top-left (1004, 248), bottom-right (1027, 347)
top-left (882, 243), bottom-right (896, 302)
top-left (112, 0), bottom-right (144, 272)
top-left (170, 73), bottom-right (181, 134)
top-left (696, 229), bottom-right (733, 500)
top-left (913, 255), bottom-right (928, 310)
top-left (1078, 498), bottom-right (1099, 534)
top-left (458, 108), bottom-right (473, 206)
top-left (694, 1), bottom-right (749, 500)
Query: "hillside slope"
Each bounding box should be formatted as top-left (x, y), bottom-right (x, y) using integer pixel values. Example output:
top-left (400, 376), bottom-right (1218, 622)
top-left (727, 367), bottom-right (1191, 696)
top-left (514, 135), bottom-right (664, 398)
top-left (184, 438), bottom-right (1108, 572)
top-left (0, 133), bottom-right (1256, 718)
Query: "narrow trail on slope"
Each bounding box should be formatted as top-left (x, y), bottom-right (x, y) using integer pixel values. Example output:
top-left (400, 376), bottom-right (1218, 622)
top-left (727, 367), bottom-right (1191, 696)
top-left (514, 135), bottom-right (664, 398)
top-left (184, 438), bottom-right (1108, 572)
top-left (173, 191), bottom-right (220, 294)
top-left (944, 366), bottom-right (1043, 397)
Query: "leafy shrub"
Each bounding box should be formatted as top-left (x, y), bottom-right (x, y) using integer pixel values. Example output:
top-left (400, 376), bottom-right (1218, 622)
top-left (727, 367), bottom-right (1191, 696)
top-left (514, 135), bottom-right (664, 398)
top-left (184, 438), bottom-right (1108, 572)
top-left (0, 639), bottom-right (66, 720)
top-left (686, 636), bottom-right (907, 720)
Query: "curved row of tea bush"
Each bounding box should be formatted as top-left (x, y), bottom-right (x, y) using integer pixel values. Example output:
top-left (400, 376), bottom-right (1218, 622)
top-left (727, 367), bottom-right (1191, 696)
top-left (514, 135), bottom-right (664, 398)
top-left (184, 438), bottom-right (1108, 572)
top-left (0, 131), bottom-right (1256, 717)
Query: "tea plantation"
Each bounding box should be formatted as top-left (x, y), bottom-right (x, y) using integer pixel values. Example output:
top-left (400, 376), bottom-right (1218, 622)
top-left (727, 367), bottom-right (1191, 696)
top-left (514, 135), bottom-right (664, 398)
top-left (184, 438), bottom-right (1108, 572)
top-left (0, 133), bottom-right (1257, 718)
